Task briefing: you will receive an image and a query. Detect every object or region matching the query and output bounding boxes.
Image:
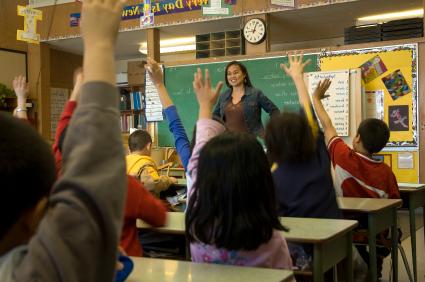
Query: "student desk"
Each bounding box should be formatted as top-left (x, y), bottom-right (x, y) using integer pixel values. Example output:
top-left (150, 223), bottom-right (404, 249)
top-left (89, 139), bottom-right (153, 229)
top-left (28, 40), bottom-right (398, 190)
top-left (398, 183), bottom-right (425, 282)
top-left (127, 257), bottom-right (294, 282)
top-left (337, 197), bottom-right (402, 282)
top-left (137, 213), bottom-right (358, 282)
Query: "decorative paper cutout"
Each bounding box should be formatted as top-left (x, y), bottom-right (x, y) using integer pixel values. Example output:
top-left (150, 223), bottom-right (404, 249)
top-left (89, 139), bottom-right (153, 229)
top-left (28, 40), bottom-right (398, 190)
top-left (388, 105), bottom-right (409, 131)
top-left (17, 5), bottom-right (42, 44)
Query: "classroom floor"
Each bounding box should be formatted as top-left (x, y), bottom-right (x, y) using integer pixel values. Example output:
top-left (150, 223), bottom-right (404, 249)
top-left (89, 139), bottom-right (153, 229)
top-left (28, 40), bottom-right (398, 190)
top-left (381, 211), bottom-right (424, 282)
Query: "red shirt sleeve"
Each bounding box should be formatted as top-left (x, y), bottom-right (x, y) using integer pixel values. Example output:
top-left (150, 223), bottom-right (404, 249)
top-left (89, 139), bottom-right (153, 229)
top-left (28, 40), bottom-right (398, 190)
top-left (52, 101), bottom-right (77, 176)
top-left (125, 175), bottom-right (167, 227)
top-left (327, 136), bottom-right (352, 168)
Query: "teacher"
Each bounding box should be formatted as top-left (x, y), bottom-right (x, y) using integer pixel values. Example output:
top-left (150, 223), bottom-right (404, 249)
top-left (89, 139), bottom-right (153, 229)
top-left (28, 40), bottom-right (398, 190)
top-left (213, 61), bottom-right (279, 137)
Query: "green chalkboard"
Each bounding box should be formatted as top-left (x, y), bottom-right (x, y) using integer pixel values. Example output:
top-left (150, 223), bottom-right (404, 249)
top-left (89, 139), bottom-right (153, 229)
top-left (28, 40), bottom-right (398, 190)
top-left (158, 54), bottom-right (318, 147)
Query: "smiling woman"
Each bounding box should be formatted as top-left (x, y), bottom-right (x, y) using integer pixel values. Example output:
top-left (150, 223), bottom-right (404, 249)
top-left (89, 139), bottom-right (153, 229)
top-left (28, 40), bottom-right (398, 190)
top-left (212, 61), bottom-right (279, 137)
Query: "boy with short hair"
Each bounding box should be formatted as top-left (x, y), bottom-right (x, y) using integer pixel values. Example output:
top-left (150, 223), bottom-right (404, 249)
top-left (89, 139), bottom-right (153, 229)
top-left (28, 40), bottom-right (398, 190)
top-left (311, 80), bottom-right (399, 199)
top-left (126, 130), bottom-right (177, 194)
top-left (0, 0), bottom-right (128, 280)
top-left (312, 79), bottom-right (400, 279)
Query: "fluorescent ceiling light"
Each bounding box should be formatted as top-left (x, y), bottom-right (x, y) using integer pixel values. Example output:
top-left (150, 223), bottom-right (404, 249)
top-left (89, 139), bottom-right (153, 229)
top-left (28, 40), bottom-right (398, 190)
top-left (357, 9), bottom-right (423, 24)
top-left (139, 36), bottom-right (196, 54)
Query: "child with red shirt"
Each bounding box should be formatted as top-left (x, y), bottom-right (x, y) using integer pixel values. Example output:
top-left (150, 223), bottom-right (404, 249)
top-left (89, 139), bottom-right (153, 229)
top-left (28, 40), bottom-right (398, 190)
top-left (53, 69), bottom-right (167, 257)
top-left (312, 78), bottom-right (400, 279)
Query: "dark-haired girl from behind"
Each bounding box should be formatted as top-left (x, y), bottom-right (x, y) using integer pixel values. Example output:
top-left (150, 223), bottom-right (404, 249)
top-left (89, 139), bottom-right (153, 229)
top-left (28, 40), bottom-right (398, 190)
top-left (185, 68), bottom-right (292, 269)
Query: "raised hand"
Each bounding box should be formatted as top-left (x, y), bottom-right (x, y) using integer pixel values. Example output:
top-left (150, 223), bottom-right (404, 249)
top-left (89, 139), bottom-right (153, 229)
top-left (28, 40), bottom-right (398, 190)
top-left (193, 68), bottom-right (223, 110)
top-left (145, 57), bottom-right (164, 86)
top-left (13, 75), bottom-right (29, 100)
top-left (313, 79), bottom-right (332, 100)
top-left (280, 52), bottom-right (311, 78)
top-left (70, 68), bottom-right (83, 101)
top-left (81, 0), bottom-right (127, 49)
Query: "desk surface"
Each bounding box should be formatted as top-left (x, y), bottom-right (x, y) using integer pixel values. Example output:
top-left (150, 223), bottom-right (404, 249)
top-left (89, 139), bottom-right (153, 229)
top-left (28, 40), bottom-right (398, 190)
top-left (127, 257), bottom-right (294, 282)
top-left (337, 197), bottom-right (402, 213)
top-left (137, 212), bottom-right (358, 244)
top-left (176, 178), bottom-right (187, 186)
top-left (398, 182), bottom-right (425, 189)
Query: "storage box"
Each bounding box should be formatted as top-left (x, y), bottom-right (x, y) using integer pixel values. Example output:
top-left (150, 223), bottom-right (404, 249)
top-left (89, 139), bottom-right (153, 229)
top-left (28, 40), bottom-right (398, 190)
top-left (127, 61), bottom-right (146, 85)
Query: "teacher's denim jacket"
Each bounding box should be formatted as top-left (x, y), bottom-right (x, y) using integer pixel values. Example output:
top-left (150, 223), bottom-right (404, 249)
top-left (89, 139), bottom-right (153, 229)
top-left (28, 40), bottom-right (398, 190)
top-left (212, 86), bottom-right (279, 136)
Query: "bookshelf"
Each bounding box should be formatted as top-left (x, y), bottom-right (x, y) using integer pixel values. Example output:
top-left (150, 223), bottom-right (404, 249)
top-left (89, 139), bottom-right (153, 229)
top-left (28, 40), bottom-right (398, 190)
top-left (196, 30), bottom-right (245, 59)
top-left (119, 84), bottom-right (146, 133)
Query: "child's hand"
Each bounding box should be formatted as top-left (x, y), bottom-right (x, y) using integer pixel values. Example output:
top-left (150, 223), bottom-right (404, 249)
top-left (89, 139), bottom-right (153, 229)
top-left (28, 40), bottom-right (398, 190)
top-left (169, 177), bottom-right (177, 184)
top-left (81, 0), bottom-right (126, 50)
top-left (280, 52), bottom-right (311, 78)
top-left (192, 68), bottom-right (223, 110)
top-left (313, 79), bottom-right (331, 100)
top-left (145, 57), bottom-right (164, 86)
top-left (13, 75), bottom-right (29, 100)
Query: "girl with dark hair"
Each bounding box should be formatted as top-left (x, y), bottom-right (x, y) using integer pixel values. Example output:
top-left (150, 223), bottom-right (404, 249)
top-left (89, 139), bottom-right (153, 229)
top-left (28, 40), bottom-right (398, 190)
top-left (213, 61), bottom-right (278, 137)
top-left (265, 53), bottom-right (341, 221)
top-left (186, 68), bottom-right (292, 269)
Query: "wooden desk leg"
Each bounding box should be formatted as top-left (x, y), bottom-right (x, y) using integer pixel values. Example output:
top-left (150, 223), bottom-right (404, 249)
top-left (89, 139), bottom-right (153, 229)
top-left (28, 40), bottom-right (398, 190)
top-left (313, 244), bottom-right (324, 282)
top-left (391, 209), bottom-right (398, 282)
top-left (409, 198), bottom-right (417, 282)
top-left (343, 231), bottom-right (353, 282)
top-left (368, 214), bottom-right (378, 282)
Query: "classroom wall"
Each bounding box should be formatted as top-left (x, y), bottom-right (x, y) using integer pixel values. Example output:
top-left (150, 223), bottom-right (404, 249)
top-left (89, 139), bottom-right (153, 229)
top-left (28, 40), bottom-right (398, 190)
top-left (0, 0), bottom-right (28, 52)
top-left (50, 48), bottom-right (82, 89)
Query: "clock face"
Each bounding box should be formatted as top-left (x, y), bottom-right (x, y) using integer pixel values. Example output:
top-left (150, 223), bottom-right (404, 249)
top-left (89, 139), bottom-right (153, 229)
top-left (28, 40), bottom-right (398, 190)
top-left (243, 18), bottom-right (266, 44)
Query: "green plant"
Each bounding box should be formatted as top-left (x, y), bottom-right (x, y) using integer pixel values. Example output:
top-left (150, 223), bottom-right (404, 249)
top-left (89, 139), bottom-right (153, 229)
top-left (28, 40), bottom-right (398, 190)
top-left (0, 83), bottom-right (15, 108)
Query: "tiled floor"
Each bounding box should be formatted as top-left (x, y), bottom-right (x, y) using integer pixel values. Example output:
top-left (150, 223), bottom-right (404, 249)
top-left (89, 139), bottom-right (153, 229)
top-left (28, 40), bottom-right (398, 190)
top-left (381, 212), bottom-right (424, 282)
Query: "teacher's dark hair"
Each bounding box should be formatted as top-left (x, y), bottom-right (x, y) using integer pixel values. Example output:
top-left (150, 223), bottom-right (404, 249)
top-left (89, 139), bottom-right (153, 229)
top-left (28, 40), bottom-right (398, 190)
top-left (186, 131), bottom-right (287, 251)
top-left (225, 61), bottom-right (253, 88)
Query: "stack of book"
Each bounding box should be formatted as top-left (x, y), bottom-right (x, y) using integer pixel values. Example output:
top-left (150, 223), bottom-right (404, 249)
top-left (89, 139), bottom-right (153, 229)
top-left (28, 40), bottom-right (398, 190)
top-left (344, 24), bottom-right (382, 45)
top-left (382, 18), bottom-right (423, 41)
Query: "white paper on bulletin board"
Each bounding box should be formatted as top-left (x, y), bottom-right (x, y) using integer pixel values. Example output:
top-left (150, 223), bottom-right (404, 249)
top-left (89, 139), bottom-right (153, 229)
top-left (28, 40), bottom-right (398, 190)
top-left (50, 88), bottom-right (69, 139)
top-left (306, 70), bottom-right (351, 136)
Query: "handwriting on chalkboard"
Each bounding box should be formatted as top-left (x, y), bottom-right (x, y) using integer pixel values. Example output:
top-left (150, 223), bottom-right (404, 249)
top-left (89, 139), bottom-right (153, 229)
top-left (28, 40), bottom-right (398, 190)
top-left (307, 71), bottom-right (350, 136)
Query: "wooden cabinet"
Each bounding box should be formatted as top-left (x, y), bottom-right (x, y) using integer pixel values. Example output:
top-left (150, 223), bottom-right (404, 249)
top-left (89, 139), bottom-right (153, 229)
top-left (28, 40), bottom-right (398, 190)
top-left (196, 30), bottom-right (245, 59)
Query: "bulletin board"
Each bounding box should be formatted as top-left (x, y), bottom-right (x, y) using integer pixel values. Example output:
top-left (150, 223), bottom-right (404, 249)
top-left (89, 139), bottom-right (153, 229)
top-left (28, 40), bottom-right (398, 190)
top-left (319, 44), bottom-right (419, 183)
top-left (319, 44), bottom-right (418, 148)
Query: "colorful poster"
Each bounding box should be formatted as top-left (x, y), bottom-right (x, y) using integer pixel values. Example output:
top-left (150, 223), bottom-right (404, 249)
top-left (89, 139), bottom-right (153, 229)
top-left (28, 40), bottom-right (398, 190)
top-left (382, 69), bottom-right (411, 100)
top-left (359, 55), bottom-right (387, 84)
top-left (388, 105), bottom-right (409, 131)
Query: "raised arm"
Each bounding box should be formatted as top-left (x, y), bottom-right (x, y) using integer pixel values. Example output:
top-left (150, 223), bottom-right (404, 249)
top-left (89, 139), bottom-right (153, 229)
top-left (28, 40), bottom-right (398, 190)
top-left (311, 79), bottom-right (337, 144)
top-left (187, 69), bottom-right (224, 198)
top-left (145, 57), bottom-right (191, 170)
top-left (16, 0), bottom-right (128, 281)
top-left (280, 53), bottom-right (318, 138)
top-left (12, 75), bottom-right (29, 120)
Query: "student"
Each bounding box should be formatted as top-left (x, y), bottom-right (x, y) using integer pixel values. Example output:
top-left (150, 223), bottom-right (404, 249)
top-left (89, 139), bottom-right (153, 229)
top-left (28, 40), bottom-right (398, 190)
top-left (144, 57), bottom-right (191, 171)
top-left (213, 61), bottom-right (279, 137)
top-left (185, 68), bottom-right (292, 269)
top-left (0, 0), bottom-right (128, 281)
top-left (126, 129), bottom-right (177, 194)
top-left (52, 70), bottom-right (167, 258)
top-left (265, 53), bottom-right (341, 220)
top-left (312, 69), bottom-right (400, 279)
top-left (12, 75), bottom-right (29, 120)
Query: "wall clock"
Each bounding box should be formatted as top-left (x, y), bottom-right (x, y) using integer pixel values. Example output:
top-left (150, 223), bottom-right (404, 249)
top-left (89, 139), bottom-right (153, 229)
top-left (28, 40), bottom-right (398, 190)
top-left (243, 18), bottom-right (267, 44)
